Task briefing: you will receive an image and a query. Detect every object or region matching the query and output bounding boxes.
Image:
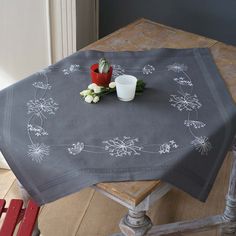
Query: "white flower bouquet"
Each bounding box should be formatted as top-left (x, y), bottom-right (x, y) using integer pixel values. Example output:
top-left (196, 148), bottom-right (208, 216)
top-left (80, 80), bottom-right (145, 104)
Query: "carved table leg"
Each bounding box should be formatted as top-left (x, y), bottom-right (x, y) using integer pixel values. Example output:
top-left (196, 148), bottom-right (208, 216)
top-left (221, 141), bottom-right (236, 235)
top-left (17, 180), bottom-right (41, 236)
top-left (106, 183), bottom-right (171, 236)
top-left (118, 209), bottom-right (152, 236)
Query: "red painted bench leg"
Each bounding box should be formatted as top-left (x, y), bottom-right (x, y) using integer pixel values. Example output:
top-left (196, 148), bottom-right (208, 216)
top-left (0, 199), bottom-right (40, 236)
top-left (0, 199), bottom-right (23, 236)
top-left (17, 200), bottom-right (40, 236)
top-left (0, 199), bottom-right (6, 218)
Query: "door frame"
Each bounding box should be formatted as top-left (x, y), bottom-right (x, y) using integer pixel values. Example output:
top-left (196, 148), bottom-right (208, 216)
top-left (48, 0), bottom-right (99, 63)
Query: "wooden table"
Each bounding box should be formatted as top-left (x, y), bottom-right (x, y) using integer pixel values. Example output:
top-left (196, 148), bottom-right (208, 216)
top-left (82, 19), bottom-right (236, 236)
top-left (18, 18), bottom-right (236, 236)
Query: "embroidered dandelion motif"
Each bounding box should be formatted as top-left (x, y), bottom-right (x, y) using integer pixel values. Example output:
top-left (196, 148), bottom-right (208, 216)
top-left (173, 77), bottom-right (193, 86)
top-left (27, 143), bottom-right (50, 163)
top-left (142, 64), bottom-right (155, 75)
top-left (159, 140), bottom-right (178, 154)
top-left (191, 136), bottom-right (212, 155)
top-left (111, 64), bottom-right (125, 78)
top-left (27, 98), bottom-right (59, 117)
top-left (170, 93), bottom-right (202, 111)
top-left (103, 136), bottom-right (143, 157)
top-left (62, 64), bottom-right (80, 75)
top-left (167, 63), bottom-right (188, 73)
top-left (184, 120), bottom-right (206, 129)
top-left (27, 124), bottom-right (48, 136)
top-left (33, 82), bottom-right (51, 90)
top-left (68, 142), bottom-right (84, 156)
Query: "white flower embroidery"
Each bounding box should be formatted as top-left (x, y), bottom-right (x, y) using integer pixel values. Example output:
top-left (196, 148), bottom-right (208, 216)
top-left (142, 64), bottom-right (155, 75)
top-left (103, 136), bottom-right (143, 157)
top-left (33, 82), bottom-right (51, 90)
top-left (111, 64), bottom-right (125, 78)
top-left (184, 120), bottom-right (206, 129)
top-left (170, 93), bottom-right (202, 111)
top-left (159, 140), bottom-right (178, 154)
top-left (68, 142), bottom-right (84, 155)
top-left (27, 124), bottom-right (48, 136)
top-left (191, 136), bottom-right (212, 155)
top-left (27, 143), bottom-right (50, 163)
top-left (173, 77), bottom-right (193, 86)
top-left (62, 64), bottom-right (80, 75)
top-left (26, 66), bottom-right (59, 163)
top-left (167, 63), bottom-right (188, 73)
top-left (27, 98), bottom-right (59, 117)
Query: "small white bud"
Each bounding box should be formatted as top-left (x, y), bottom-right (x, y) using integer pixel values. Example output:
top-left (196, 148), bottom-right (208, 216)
top-left (88, 83), bottom-right (97, 90)
top-left (93, 96), bottom-right (100, 103)
top-left (93, 86), bottom-right (102, 94)
top-left (109, 82), bottom-right (116, 89)
top-left (81, 89), bottom-right (91, 96)
top-left (85, 95), bottom-right (93, 103)
top-left (85, 90), bottom-right (92, 95)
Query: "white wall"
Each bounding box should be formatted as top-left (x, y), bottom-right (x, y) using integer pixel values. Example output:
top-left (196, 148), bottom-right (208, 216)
top-left (0, 0), bottom-right (99, 88)
top-left (0, 0), bottom-right (50, 88)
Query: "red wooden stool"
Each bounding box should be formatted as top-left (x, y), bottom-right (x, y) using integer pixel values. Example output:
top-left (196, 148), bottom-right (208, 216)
top-left (0, 199), bottom-right (40, 236)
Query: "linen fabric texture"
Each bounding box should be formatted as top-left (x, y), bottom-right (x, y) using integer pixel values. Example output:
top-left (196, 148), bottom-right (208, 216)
top-left (0, 48), bottom-right (235, 205)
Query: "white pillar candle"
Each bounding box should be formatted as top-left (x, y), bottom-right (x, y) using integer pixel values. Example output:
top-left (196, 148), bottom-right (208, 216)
top-left (115, 74), bottom-right (137, 102)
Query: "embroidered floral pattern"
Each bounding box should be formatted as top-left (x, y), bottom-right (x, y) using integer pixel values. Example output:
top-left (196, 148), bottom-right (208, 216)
top-left (27, 124), bottom-right (48, 136)
top-left (159, 140), bottom-right (178, 154)
top-left (27, 67), bottom-right (58, 163)
top-left (142, 64), bottom-right (155, 75)
top-left (103, 136), bottom-right (143, 157)
top-left (33, 82), bottom-right (51, 90)
top-left (191, 136), bottom-right (212, 155)
top-left (68, 142), bottom-right (84, 155)
top-left (27, 143), bottom-right (50, 163)
top-left (170, 93), bottom-right (202, 111)
top-left (168, 62), bottom-right (212, 156)
top-left (27, 98), bottom-right (59, 117)
top-left (167, 63), bottom-right (188, 73)
top-left (111, 64), bottom-right (125, 78)
top-left (173, 77), bottom-right (193, 86)
top-left (25, 61), bottom-right (212, 160)
top-left (184, 120), bottom-right (206, 129)
top-left (62, 64), bottom-right (80, 75)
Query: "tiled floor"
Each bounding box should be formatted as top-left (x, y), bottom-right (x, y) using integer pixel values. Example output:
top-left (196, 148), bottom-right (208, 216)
top-left (0, 153), bottom-right (232, 236)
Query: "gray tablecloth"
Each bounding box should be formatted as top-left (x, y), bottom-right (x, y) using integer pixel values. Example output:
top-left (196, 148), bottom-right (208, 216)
top-left (0, 48), bottom-right (236, 205)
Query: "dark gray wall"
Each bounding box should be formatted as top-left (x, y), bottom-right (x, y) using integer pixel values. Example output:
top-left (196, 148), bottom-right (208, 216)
top-left (99, 0), bottom-right (236, 46)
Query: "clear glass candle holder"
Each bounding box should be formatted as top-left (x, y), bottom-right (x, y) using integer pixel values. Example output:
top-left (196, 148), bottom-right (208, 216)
top-left (115, 75), bottom-right (137, 102)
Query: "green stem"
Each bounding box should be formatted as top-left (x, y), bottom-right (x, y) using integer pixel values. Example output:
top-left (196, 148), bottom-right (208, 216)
top-left (82, 79), bottom-right (146, 98)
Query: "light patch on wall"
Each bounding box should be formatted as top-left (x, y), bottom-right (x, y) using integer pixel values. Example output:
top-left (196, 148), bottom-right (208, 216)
top-left (0, 151), bottom-right (10, 170)
top-left (0, 69), bottom-right (11, 168)
top-left (0, 68), bottom-right (18, 90)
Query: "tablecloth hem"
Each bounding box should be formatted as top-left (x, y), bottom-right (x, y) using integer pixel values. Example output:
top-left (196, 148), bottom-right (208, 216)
top-left (30, 167), bottom-right (208, 205)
